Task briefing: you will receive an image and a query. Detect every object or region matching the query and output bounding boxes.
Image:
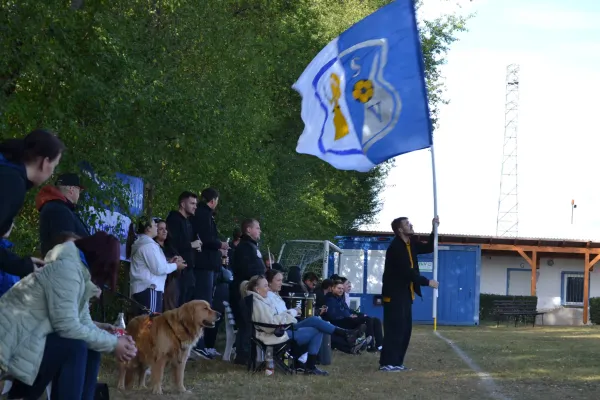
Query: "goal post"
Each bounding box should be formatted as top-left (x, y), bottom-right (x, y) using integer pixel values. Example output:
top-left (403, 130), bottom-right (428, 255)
top-left (277, 240), bottom-right (343, 280)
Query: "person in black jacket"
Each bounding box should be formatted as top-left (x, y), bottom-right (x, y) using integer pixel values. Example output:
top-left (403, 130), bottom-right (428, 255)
top-left (188, 188), bottom-right (229, 360)
top-left (230, 218), bottom-right (266, 365)
top-left (0, 130), bottom-right (65, 277)
top-left (165, 191), bottom-right (202, 306)
top-left (379, 216), bottom-right (439, 372)
top-left (36, 173), bottom-right (91, 257)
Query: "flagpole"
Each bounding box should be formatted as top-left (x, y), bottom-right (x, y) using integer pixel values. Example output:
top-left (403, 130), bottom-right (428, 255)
top-left (431, 144), bottom-right (439, 331)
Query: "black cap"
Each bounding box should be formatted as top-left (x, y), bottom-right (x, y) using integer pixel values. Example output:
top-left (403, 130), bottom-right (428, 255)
top-left (55, 173), bottom-right (85, 189)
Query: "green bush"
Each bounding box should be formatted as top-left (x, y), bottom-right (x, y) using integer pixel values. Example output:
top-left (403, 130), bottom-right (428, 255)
top-left (480, 293), bottom-right (538, 321)
top-left (589, 297), bottom-right (600, 324)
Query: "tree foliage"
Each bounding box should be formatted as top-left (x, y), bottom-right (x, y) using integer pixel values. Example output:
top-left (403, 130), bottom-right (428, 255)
top-left (0, 0), bottom-right (466, 255)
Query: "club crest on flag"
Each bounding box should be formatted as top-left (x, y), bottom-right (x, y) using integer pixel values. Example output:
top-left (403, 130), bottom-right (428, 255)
top-left (314, 39), bottom-right (401, 156)
top-left (293, 0), bottom-right (432, 172)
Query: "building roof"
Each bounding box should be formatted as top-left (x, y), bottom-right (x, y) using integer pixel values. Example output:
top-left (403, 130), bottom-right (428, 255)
top-left (349, 231), bottom-right (600, 249)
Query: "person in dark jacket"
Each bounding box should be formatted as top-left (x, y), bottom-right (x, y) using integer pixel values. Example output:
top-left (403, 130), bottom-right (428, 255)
top-left (165, 191), bottom-right (202, 306)
top-left (379, 216), bottom-right (439, 372)
top-left (36, 173), bottom-right (90, 257)
top-left (188, 188), bottom-right (229, 360)
top-left (323, 281), bottom-right (383, 352)
top-left (0, 222), bottom-right (19, 298)
top-left (230, 218), bottom-right (265, 365)
top-left (0, 130), bottom-right (65, 277)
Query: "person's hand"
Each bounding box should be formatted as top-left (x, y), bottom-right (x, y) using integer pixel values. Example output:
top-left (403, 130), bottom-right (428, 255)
top-left (115, 335), bottom-right (137, 362)
top-left (220, 241), bottom-right (230, 250)
top-left (31, 257), bottom-right (45, 272)
top-left (319, 306), bottom-right (328, 315)
top-left (97, 322), bottom-right (117, 333)
top-left (176, 258), bottom-right (188, 270)
top-left (295, 306), bottom-right (302, 314)
top-left (432, 216), bottom-right (440, 228)
top-left (191, 240), bottom-right (202, 249)
top-left (429, 279), bottom-right (439, 289)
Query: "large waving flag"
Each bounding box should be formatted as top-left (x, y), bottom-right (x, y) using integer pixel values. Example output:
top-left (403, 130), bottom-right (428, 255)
top-left (293, 0), bottom-right (431, 172)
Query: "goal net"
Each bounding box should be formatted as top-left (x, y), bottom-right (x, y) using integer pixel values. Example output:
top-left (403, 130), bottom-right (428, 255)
top-left (277, 240), bottom-right (342, 279)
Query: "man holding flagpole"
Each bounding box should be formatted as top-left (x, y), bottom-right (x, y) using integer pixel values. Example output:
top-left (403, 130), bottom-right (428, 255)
top-left (379, 216), bottom-right (439, 372)
top-left (292, 0), bottom-right (443, 370)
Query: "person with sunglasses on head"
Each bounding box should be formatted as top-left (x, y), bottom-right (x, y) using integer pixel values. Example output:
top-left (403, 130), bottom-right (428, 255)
top-left (36, 173), bottom-right (91, 258)
top-left (0, 130), bottom-right (65, 277)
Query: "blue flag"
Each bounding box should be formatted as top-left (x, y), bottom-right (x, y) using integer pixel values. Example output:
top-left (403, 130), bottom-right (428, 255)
top-left (293, 0), bottom-right (432, 172)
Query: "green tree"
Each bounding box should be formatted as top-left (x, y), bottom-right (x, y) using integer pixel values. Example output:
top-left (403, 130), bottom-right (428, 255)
top-left (0, 0), bottom-right (467, 257)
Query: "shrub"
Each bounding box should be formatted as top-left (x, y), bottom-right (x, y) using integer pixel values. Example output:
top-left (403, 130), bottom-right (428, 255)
top-left (589, 297), bottom-right (600, 324)
top-left (480, 293), bottom-right (538, 321)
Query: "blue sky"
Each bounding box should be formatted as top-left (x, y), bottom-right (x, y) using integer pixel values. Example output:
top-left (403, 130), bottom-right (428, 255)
top-left (370, 0), bottom-right (600, 240)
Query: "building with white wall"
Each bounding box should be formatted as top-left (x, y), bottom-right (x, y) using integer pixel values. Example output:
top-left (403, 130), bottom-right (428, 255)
top-left (355, 232), bottom-right (600, 325)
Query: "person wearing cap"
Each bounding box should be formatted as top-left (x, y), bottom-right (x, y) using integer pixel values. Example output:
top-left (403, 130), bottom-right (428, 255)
top-left (36, 173), bottom-right (91, 257)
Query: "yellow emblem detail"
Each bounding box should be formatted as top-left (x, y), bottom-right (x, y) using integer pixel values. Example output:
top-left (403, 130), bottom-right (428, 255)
top-left (329, 73), bottom-right (350, 141)
top-left (352, 79), bottom-right (374, 103)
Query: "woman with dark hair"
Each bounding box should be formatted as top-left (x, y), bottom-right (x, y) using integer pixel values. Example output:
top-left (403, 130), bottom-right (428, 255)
top-left (126, 216), bottom-right (187, 315)
top-left (0, 129), bottom-right (65, 277)
top-left (0, 231), bottom-right (137, 400)
top-left (154, 219), bottom-right (182, 312)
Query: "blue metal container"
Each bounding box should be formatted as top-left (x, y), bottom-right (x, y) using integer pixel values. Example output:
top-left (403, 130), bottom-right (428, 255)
top-left (329, 235), bottom-right (481, 326)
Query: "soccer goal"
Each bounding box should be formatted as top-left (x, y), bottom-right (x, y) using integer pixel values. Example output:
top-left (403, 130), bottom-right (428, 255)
top-left (277, 240), bottom-right (343, 279)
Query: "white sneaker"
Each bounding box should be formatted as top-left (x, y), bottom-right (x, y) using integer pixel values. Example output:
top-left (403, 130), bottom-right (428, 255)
top-left (298, 352), bottom-right (308, 364)
top-left (207, 348), bottom-right (221, 356)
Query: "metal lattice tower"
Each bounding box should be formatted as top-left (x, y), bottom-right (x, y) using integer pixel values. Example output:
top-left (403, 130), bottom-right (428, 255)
top-left (496, 64), bottom-right (520, 237)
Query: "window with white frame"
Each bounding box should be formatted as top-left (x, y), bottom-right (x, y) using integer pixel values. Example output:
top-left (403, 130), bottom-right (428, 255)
top-left (338, 250), bottom-right (364, 294)
top-left (562, 272), bottom-right (584, 306)
top-left (367, 250), bottom-right (386, 294)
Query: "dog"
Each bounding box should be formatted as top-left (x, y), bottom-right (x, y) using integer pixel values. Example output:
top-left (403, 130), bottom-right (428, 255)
top-left (117, 300), bottom-right (221, 394)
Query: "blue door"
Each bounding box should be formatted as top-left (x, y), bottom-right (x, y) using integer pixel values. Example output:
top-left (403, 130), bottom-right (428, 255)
top-left (437, 248), bottom-right (477, 325)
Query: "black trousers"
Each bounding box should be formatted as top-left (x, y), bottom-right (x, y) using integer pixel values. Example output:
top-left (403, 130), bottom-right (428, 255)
top-left (379, 292), bottom-right (412, 367)
top-left (132, 288), bottom-right (163, 315)
top-left (192, 269), bottom-right (216, 350)
top-left (332, 315), bottom-right (383, 348)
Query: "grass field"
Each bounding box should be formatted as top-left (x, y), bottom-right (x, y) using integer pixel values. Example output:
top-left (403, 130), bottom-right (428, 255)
top-left (440, 325), bottom-right (600, 400)
top-left (100, 325), bottom-right (600, 400)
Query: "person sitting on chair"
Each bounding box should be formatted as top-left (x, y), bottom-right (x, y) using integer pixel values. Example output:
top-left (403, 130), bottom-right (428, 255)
top-left (246, 275), bottom-right (330, 376)
top-left (324, 280), bottom-right (384, 353)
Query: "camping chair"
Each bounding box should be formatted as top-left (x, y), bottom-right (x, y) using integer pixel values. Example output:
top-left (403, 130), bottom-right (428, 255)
top-left (222, 301), bottom-right (238, 362)
top-left (242, 295), bottom-right (296, 374)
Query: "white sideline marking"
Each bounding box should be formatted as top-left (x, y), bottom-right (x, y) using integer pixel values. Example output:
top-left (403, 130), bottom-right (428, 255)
top-left (434, 331), bottom-right (511, 400)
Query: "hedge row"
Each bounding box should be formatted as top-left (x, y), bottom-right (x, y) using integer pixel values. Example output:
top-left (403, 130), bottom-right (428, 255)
top-left (479, 293), bottom-right (538, 321)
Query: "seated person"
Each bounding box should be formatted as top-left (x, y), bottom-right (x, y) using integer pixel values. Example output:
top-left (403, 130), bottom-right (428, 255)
top-left (0, 232), bottom-right (137, 399)
top-left (248, 274), bottom-right (337, 376)
top-left (315, 279), bottom-right (333, 309)
top-left (302, 271), bottom-right (319, 294)
top-left (282, 266), bottom-right (307, 296)
top-left (324, 280), bottom-right (384, 353)
top-left (265, 269), bottom-right (361, 343)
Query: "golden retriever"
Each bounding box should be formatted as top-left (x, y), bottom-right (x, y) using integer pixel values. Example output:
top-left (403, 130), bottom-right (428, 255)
top-left (117, 300), bottom-right (220, 394)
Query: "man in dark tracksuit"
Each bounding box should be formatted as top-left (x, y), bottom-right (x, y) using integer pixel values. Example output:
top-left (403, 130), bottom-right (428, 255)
top-left (379, 216), bottom-right (439, 372)
top-left (188, 188), bottom-right (229, 360)
top-left (166, 191), bottom-right (202, 306)
top-left (230, 218), bottom-right (266, 365)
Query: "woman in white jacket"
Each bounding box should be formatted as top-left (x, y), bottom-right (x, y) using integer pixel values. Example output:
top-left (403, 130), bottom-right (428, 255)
top-left (126, 217), bottom-right (187, 315)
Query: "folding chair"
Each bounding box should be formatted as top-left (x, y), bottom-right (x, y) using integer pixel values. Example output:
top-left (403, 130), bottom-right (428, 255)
top-left (242, 295), bottom-right (296, 374)
top-left (222, 301), bottom-right (238, 362)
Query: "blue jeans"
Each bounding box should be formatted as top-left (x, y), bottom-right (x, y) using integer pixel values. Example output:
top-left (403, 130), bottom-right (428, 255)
top-left (193, 269), bottom-right (216, 350)
top-left (286, 327), bottom-right (324, 355)
top-left (9, 333), bottom-right (101, 400)
top-left (294, 316), bottom-right (335, 335)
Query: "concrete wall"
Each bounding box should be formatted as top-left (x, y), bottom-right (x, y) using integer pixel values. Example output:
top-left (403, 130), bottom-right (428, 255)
top-left (480, 254), bottom-right (600, 325)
